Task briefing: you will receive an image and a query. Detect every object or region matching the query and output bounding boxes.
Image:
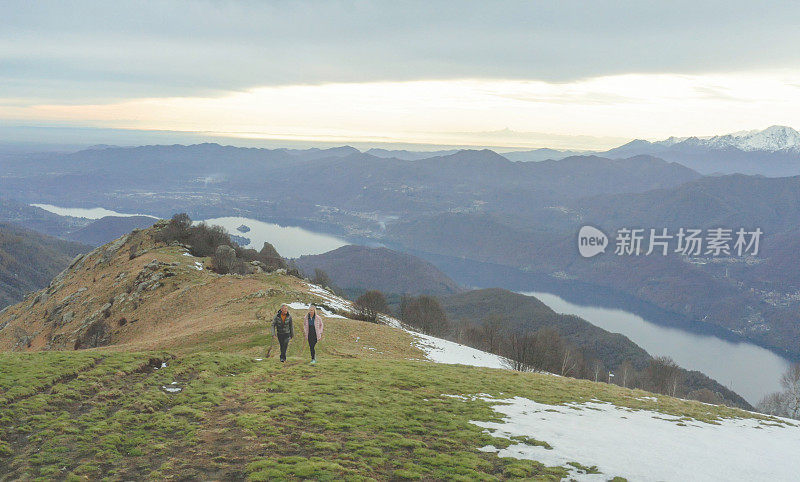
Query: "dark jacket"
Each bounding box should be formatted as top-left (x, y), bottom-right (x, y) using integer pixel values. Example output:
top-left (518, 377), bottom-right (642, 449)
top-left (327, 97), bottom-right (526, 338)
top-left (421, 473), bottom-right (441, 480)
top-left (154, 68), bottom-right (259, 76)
top-left (272, 310), bottom-right (294, 337)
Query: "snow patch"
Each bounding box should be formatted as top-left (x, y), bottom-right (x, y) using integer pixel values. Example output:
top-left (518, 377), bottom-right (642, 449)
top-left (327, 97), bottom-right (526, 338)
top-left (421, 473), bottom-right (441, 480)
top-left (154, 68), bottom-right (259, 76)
top-left (321, 309), bottom-right (347, 319)
top-left (304, 283), bottom-right (351, 311)
top-left (285, 300), bottom-right (347, 318)
top-left (411, 332), bottom-right (507, 369)
top-left (469, 395), bottom-right (800, 482)
top-left (378, 313), bottom-right (403, 329)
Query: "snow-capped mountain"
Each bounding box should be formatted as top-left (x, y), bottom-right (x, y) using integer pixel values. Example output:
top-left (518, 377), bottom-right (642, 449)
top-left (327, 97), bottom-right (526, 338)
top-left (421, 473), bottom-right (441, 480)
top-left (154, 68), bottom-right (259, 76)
top-left (655, 125), bottom-right (800, 152)
top-left (603, 126), bottom-right (800, 176)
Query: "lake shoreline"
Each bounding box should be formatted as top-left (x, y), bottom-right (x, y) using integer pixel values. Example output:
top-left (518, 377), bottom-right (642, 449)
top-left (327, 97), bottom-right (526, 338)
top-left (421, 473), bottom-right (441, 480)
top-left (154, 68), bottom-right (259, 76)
top-left (406, 248), bottom-right (800, 363)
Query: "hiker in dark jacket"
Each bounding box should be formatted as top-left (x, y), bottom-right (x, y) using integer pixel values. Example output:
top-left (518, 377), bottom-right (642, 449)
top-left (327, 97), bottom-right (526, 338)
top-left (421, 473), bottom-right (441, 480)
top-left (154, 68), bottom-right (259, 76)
top-left (303, 304), bottom-right (324, 365)
top-left (272, 304), bottom-right (294, 362)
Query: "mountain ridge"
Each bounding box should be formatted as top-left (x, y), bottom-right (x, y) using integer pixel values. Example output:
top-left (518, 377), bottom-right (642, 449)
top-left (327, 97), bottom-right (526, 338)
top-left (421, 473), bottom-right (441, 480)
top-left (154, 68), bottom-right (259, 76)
top-left (294, 244), bottom-right (462, 296)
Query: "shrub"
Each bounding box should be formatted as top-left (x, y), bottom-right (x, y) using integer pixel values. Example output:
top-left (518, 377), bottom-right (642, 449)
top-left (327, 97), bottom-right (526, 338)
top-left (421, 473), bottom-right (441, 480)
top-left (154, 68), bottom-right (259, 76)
top-left (212, 245), bottom-right (250, 275)
top-left (154, 213), bottom-right (191, 244)
top-left (187, 223), bottom-right (231, 258)
top-left (212, 245), bottom-right (238, 274)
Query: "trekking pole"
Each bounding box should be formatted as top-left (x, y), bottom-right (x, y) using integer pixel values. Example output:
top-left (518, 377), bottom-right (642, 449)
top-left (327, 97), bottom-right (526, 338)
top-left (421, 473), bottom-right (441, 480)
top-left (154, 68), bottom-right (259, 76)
top-left (257, 307), bottom-right (274, 358)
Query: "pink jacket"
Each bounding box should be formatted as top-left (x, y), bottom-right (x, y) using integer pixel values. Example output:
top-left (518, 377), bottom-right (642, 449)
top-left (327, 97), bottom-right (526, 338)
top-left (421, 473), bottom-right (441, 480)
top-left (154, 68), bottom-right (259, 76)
top-left (303, 312), bottom-right (324, 341)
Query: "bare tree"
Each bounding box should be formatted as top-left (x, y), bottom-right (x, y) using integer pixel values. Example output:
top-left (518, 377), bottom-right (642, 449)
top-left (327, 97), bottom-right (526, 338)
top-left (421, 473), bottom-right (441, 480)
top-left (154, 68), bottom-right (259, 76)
top-left (502, 331), bottom-right (534, 372)
top-left (644, 356), bottom-right (683, 397)
top-left (400, 296), bottom-right (450, 337)
top-left (560, 345), bottom-right (581, 377)
top-left (619, 360), bottom-right (635, 388)
top-left (687, 388), bottom-right (724, 405)
top-left (354, 290), bottom-right (389, 323)
top-left (529, 328), bottom-right (564, 373)
top-left (591, 359), bottom-right (605, 382)
top-left (312, 269), bottom-right (332, 288)
top-left (479, 314), bottom-right (506, 354)
top-left (781, 363), bottom-right (800, 419)
top-left (757, 392), bottom-right (789, 417)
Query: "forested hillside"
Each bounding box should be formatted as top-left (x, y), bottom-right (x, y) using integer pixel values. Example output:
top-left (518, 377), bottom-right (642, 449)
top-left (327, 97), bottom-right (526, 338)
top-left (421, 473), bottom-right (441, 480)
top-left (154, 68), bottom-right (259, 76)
top-left (295, 245), bottom-right (462, 297)
top-left (0, 223), bottom-right (89, 309)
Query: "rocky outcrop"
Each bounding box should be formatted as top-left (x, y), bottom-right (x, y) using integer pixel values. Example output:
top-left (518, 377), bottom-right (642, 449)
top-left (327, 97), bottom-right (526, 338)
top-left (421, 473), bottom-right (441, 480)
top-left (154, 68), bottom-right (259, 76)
top-left (73, 319), bottom-right (111, 349)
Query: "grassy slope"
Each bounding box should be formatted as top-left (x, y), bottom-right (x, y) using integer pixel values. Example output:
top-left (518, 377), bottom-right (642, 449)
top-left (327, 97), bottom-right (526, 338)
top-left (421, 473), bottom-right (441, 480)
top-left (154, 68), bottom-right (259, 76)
top-left (3, 348), bottom-right (779, 481)
top-left (0, 228), bottom-right (786, 480)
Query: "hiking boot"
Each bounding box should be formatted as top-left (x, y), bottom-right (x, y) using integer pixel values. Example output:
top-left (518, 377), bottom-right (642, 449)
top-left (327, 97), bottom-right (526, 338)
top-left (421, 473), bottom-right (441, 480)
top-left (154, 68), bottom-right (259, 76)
top-left (310, 359), bottom-right (316, 365)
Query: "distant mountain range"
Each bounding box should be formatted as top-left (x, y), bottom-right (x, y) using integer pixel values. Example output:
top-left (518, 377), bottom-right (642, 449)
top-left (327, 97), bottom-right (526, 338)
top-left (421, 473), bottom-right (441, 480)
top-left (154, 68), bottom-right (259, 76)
top-left (366, 148), bottom-right (461, 160)
top-left (344, 125), bottom-right (800, 176)
top-left (0, 145), bottom-right (702, 226)
top-left (500, 148), bottom-right (591, 162)
top-left (331, 125), bottom-right (800, 176)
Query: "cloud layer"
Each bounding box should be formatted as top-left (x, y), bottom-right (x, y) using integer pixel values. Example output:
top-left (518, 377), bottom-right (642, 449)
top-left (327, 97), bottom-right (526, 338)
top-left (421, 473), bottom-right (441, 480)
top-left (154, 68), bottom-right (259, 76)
top-left (4, 1), bottom-right (800, 103)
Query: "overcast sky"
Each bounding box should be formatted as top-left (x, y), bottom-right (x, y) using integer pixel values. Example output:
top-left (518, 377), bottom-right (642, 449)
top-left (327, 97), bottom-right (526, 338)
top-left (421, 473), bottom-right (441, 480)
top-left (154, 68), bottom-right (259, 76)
top-left (3, 1), bottom-right (800, 149)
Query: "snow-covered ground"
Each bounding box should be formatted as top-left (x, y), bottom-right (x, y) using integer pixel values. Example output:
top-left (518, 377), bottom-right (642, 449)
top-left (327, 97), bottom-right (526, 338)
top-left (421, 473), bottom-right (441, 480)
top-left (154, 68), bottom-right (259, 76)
top-left (304, 283), bottom-right (352, 313)
top-left (411, 332), bottom-right (508, 369)
top-left (471, 395), bottom-right (800, 482)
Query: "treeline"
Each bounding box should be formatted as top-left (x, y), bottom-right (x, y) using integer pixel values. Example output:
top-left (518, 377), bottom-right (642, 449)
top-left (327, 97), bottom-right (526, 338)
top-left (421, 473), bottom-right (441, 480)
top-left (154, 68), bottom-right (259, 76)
top-left (343, 288), bottom-right (742, 407)
top-left (456, 313), bottom-right (713, 402)
top-left (155, 214), bottom-right (287, 275)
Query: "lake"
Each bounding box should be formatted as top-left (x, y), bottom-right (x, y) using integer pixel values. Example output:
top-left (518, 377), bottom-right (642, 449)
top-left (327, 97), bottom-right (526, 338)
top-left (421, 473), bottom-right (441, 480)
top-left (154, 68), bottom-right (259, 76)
top-left (31, 205), bottom-right (348, 259)
top-left (522, 291), bottom-right (790, 405)
top-left (199, 216), bottom-right (347, 258)
top-left (31, 203), bottom-right (158, 219)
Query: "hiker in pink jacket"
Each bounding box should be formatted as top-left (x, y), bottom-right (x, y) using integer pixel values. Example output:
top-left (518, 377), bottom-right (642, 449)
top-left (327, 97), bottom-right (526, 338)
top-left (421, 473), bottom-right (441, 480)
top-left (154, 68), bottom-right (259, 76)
top-left (303, 304), bottom-right (324, 364)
